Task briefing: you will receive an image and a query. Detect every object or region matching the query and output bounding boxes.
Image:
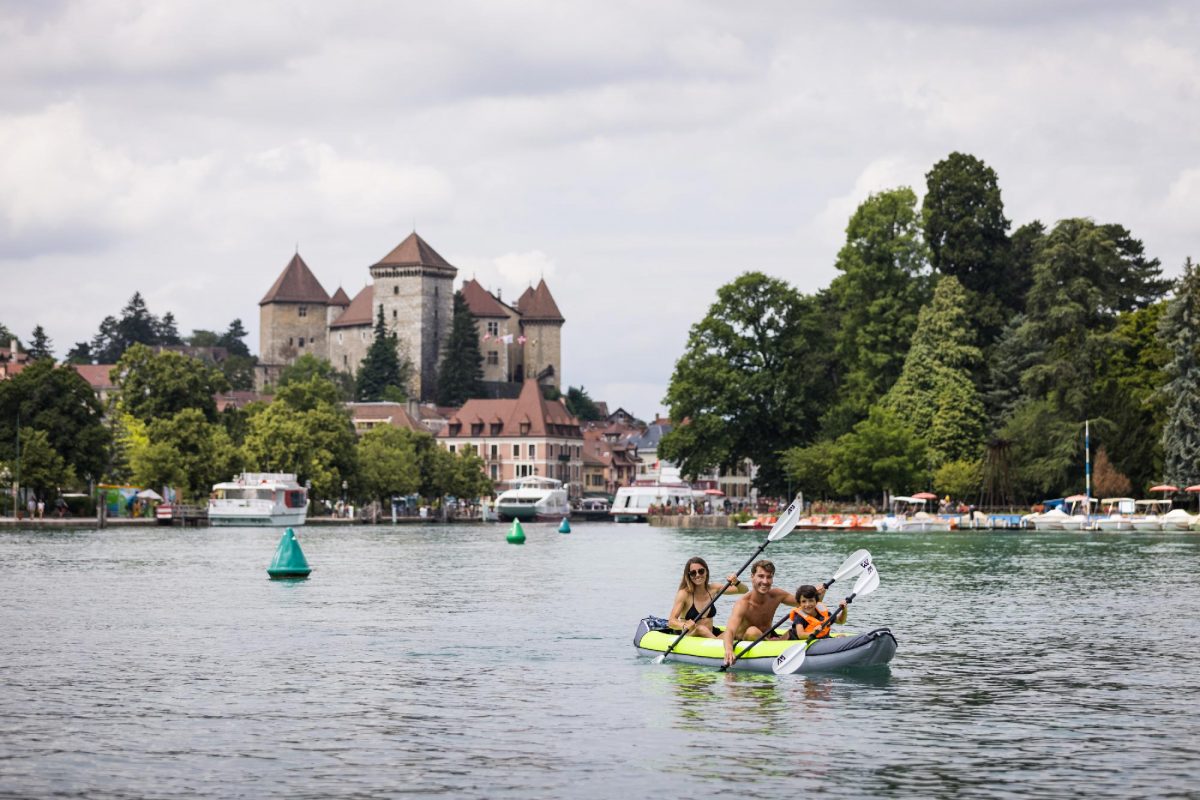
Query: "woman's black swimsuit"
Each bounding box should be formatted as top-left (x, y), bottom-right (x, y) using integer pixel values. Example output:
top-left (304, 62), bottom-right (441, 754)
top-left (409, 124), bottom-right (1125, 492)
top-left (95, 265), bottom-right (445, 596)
top-left (685, 597), bottom-right (717, 621)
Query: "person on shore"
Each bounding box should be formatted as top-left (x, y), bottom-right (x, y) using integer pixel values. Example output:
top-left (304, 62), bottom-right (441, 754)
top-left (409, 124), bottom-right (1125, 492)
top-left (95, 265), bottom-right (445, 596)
top-left (667, 557), bottom-right (747, 638)
top-left (786, 584), bottom-right (847, 640)
top-left (722, 561), bottom-right (831, 666)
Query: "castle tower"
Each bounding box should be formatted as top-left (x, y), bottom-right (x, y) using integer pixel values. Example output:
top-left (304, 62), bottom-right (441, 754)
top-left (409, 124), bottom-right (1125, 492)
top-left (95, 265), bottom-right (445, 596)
top-left (516, 279), bottom-right (565, 389)
top-left (259, 252), bottom-right (330, 368)
top-left (369, 232), bottom-right (456, 401)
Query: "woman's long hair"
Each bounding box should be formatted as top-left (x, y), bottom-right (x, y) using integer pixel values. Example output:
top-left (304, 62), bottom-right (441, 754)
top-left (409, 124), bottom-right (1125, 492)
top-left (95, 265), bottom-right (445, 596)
top-left (677, 556), bottom-right (710, 593)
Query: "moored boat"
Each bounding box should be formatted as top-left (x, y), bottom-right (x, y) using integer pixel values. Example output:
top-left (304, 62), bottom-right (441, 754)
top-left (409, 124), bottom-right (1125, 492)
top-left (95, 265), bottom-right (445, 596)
top-left (208, 472), bottom-right (308, 527)
top-left (494, 476), bottom-right (570, 522)
top-left (609, 482), bottom-right (694, 522)
top-left (1094, 497), bottom-right (1135, 531)
top-left (633, 617), bottom-right (896, 673)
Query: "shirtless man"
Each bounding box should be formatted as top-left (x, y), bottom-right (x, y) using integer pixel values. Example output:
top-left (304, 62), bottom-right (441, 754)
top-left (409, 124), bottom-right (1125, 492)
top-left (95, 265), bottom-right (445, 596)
top-left (722, 560), bottom-right (827, 667)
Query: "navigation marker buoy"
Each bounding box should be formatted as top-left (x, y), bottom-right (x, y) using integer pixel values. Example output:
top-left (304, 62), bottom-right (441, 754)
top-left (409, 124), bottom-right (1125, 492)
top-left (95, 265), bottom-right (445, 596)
top-left (267, 527), bottom-right (312, 579)
top-left (558, 517), bottom-right (571, 534)
top-left (506, 519), bottom-right (526, 545)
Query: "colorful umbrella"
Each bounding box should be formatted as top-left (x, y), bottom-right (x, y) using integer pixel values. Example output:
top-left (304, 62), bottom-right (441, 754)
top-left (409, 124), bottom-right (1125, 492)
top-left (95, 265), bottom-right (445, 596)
top-left (1149, 484), bottom-right (1179, 492)
top-left (913, 491), bottom-right (938, 500)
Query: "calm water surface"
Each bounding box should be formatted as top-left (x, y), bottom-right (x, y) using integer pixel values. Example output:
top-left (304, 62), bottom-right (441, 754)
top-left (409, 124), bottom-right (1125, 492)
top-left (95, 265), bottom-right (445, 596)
top-left (1, 524), bottom-right (1197, 799)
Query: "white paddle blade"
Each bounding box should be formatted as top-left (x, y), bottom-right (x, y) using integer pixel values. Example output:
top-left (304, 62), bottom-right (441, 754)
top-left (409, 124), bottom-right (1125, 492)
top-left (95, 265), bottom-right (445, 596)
top-left (852, 563), bottom-right (880, 597)
top-left (766, 494), bottom-right (804, 542)
top-left (653, 654), bottom-right (666, 664)
top-left (772, 642), bottom-right (808, 675)
top-left (832, 549), bottom-right (872, 582)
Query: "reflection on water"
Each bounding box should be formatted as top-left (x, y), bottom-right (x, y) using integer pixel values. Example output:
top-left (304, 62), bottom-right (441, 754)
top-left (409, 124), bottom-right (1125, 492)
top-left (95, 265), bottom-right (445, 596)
top-left (0, 525), bottom-right (1198, 798)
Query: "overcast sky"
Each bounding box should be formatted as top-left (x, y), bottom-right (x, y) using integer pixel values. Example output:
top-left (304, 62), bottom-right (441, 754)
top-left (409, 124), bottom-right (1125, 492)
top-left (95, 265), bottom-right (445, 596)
top-left (2, 1), bottom-right (1197, 418)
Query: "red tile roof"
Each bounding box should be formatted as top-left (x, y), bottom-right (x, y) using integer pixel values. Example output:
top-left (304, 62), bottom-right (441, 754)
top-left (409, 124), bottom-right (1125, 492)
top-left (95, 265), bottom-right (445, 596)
top-left (373, 232), bottom-right (455, 271)
top-left (329, 286), bottom-right (352, 307)
top-left (440, 379), bottom-right (580, 439)
top-left (516, 279), bottom-right (564, 322)
top-left (72, 364), bottom-right (117, 389)
top-left (347, 402), bottom-right (423, 432)
top-left (330, 285), bottom-right (374, 328)
top-left (260, 253), bottom-right (330, 305)
top-left (460, 279), bottom-right (511, 319)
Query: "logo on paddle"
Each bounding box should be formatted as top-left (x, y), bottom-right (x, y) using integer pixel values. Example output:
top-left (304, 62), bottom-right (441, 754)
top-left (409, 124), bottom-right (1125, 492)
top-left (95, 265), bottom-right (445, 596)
top-left (776, 654), bottom-right (786, 666)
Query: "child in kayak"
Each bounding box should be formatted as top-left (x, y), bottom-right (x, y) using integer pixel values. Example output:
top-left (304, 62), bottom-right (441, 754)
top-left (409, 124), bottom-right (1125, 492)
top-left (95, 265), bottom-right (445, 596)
top-left (787, 584), bottom-right (847, 640)
top-left (667, 557), bottom-right (747, 638)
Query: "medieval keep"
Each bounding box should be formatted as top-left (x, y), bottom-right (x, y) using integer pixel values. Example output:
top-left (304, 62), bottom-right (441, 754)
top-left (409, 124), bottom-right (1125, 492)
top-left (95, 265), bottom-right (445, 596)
top-left (258, 232), bottom-right (564, 401)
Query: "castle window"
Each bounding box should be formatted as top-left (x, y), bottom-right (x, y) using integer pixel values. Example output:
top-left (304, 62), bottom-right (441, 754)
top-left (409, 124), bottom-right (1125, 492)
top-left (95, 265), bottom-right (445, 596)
top-left (393, 310), bottom-right (397, 320)
top-left (512, 444), bottom-right (520, 458)
top-left (337, 332), bottom-right (343, 344)
top-left (487, 350), bottom-right (498, 365)
top-left (394, 286), bottom-right (398, 295)
top-left (448, 445), bottom-right (456, 453)
top-left (298, 306), bottom-right (308, 317)
top-left (298, 337), bottom-right (305, 348)
top-left (343, 355), bottom-right (348, 366)
top-left (487, 321), bottom-right (499, 337)
top-left (288, 337), bottom-right (293, 346)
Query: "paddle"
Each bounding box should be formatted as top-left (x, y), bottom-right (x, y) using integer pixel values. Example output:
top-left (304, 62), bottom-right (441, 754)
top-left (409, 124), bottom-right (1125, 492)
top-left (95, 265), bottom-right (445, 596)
top-left (771, 562), bottom-right (880, 675)
top-left (654, 495), bottom-right (804, 664)
top-left (718, 549), bottom-right (872, 672)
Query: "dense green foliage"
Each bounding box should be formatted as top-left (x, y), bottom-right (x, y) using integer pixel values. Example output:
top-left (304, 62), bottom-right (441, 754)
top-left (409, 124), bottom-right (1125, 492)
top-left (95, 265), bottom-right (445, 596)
top-left (27, 326), bottom-right (53, 361)
top-left (356, 307), bottom-right (410, 402)
top-left (0, 360), bottom-right (110, 483)
top-left (114, 344), bottom-right (230, 423)
top-left (564, 386), bottom-right (602, 421)
top-left (667, 151), bottom-right (1186, 504)
top-left (435, 291), bottom-right (484, 405)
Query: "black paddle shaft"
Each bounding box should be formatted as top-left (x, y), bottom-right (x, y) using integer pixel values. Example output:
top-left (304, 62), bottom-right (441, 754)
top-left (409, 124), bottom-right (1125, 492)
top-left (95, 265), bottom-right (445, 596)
top-left (658, 538), bottom-right (771, 661)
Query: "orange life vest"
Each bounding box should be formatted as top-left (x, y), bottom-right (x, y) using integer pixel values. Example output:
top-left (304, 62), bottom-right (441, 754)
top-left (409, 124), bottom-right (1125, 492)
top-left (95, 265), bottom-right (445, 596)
top-left (788, 603), bottom-right (833, 638)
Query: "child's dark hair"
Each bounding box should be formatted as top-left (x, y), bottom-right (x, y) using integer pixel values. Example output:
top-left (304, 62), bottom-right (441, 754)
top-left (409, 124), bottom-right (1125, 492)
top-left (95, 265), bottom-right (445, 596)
top-left (795, 584), bottom-right (820, 600)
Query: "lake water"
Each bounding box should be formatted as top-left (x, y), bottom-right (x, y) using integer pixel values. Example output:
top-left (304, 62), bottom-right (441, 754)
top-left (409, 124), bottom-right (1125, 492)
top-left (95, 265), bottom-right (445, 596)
top-left (1, 523), bottom-right (1197, 799)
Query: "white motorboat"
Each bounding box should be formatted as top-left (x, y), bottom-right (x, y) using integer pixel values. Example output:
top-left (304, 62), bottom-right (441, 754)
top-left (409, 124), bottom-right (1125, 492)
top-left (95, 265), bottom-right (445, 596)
top-left (494, 476), bottom-right (570, 522)
top-left (609, 482), bottom-right (694, 522)
top-left (1159, 508), bottom-right (1195, 531)
top-left (208, 472), bottom-right (308, 527)
top-left (1131, 499), bottom-right (1170, 531)
top-left (1031, 496), bottom-right (1095, 531)
top-left (876, 496), bottom-right (953, 532)
top-left (1093, 498), bottom-right (1135, 532)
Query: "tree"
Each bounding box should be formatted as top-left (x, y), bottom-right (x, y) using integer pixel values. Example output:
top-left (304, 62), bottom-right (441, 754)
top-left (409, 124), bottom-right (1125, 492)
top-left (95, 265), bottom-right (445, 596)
top-left (64, 341), bottom-right (93, 365)
top-left (218, 319), bottom-right (251, 358)
top-left (1021, 218), bottom-right (1168, 421)
top-left (113, 344), bottom-right (230, 423)
top-left (882, 275), bottom-right (986, 467)
top-left (435, 291), bottom-right (484, 405)
top-left (356, 307), bottom-right (410, 402)
top-left (0, 322), bottom-right (21, 348)
top-left (932, 459), bottom-right (981, 501)
top-left (16, 428), bottom-right (70, 498)
top-left (277, 353), bottom-right (354, 400)
top-left (922, 152), bottom-right (1014, 348)
top-left (242, 373), bottom-right (358, 501)
top-left (564, 386), bottom-right (602, 421)
top-left (1092, 447), bottom-right (1132, 498)
top-left (128, 409), bottom-right (239, 501)
top-left (0, 359), bottom-right (109, 483)
top-left (156, 312), bottom-right (182, 346)
top-left (781, 439), bottom-right (838, 499)
top-left (659, 272), bottom-right (834, 492)
top-left (1160, 258), bottom-right (1200, 487)
top-left (85, 292), bottom-right (180, 363)
top-left (27, 325), bottom-right (53, 361)
top-left (829, 406), bottom-right (928, 500)
top-left (824, 187), bottom-right (930, 437)
top-left (999, 399), bottom-right (1079, 502)
top-left (356, 426), bottom-right (421, 504)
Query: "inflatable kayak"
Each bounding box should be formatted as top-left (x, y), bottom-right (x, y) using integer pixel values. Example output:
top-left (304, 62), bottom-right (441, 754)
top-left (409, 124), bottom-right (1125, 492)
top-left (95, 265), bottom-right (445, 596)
top-left (633, 617), bottom-right (897, 674)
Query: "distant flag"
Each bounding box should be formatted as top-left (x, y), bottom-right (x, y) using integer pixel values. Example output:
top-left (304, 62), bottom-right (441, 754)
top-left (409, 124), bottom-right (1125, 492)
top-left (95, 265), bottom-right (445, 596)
top-left (518, 335), bottom-right (527, 345)
top-left (501, 334), bottom-right (514, 344)
top-left (482, 333), bottom-right (490, 341)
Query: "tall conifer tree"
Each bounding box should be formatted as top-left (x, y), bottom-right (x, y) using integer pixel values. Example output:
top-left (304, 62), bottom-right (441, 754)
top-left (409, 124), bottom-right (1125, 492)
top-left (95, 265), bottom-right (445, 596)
top-left (356, 307), bottom-right (409, 402)
top-left (435, 291), bottom-right (484, 406)
top-left (1160, 258), bottom-right (1200, 486)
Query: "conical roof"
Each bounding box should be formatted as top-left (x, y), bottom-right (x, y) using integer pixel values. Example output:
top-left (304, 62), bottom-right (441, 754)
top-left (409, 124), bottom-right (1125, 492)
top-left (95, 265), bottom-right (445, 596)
top-left (259, 253), bottom-right (330, 305)
top-left (329, 286), bottom-right (352, 307)
top-left (460, 279), bottom-right (510, 319)
top-left (516, 279), bottom-right (564, 322)
top-left (372, 232), bottom-right (455, 272)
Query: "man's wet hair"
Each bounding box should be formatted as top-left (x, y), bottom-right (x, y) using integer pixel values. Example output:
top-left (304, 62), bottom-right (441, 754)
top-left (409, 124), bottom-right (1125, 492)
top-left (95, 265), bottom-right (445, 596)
top-left (751, 559), bottom-right (775, 576)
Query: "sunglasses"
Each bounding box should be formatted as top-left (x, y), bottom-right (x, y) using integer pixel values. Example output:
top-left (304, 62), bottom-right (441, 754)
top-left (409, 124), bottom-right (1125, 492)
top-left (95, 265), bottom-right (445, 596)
top-left (688, 568), bottom-right (707, 577)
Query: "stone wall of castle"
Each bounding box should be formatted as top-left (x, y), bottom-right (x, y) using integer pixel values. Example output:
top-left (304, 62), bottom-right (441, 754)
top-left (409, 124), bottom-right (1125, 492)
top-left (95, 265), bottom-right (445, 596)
top-left (521, 320), bottom-right (563, 389)
top-left (260, 302), bottom-right (328, 367)
top-left (373, 268), bottom-right (454, 401)
top-left (328, 324), bottom-right (372, 375)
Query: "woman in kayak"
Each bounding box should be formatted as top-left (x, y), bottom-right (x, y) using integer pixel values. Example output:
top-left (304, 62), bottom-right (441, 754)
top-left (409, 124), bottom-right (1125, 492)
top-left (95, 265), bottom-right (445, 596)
top-left (786, 584), bottom-right (847, 640)
top-left (668, 557), bottom-right (747, 638)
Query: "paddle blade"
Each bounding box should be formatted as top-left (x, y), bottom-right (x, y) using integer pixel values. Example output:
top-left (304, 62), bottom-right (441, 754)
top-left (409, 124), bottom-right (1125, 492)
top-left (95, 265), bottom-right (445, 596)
top-left (832, 549), bottom-right (872, 583)
top-left (766, 494), bottom-right (804, 542)
top-left (653, 654), bottom-right (666, 664)
top-left (851, 562), bottom-right (880, 598)
top-left (772, 642), bottom-right (808, 675)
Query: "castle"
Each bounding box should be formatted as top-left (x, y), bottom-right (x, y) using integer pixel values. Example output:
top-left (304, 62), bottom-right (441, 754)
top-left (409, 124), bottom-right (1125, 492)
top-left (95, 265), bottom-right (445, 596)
top-left (257, 232), bottom-right (564, 401)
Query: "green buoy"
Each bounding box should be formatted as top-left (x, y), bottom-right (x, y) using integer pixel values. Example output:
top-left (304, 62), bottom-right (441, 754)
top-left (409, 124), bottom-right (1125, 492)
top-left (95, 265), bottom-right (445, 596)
top-left (267, 527), bottom-right (312, 579)
top-left (506, 519), bottom-right (526, 545)
top-left (558, 517), bottom-right (571, 534)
